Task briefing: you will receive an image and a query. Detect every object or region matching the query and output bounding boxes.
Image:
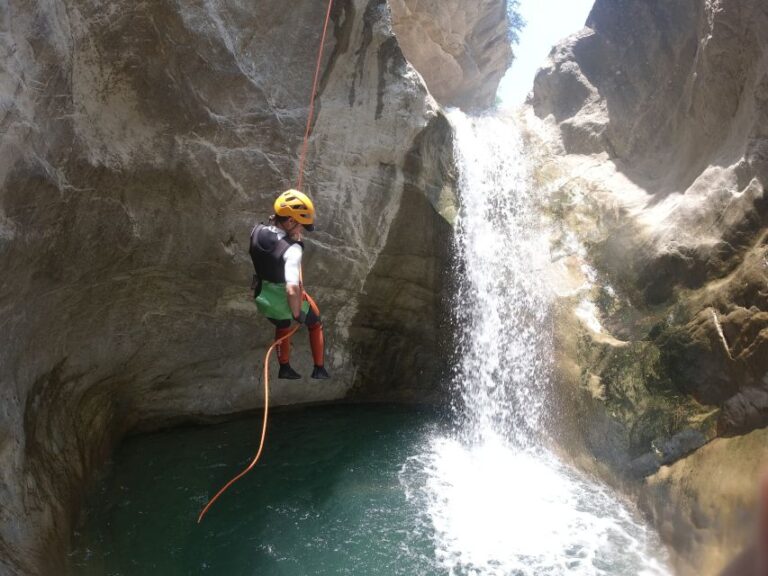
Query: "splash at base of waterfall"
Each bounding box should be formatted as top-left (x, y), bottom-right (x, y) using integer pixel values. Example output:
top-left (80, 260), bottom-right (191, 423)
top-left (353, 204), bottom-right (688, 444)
top-left (401, 432), bottom-right (670, 575)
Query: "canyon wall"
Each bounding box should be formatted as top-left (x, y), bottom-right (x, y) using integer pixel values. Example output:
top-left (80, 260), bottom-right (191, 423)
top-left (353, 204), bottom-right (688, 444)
top-left (389, 0), bottom-right (511, 110)
top-left (527, 0), bottom-right (767, 573)
top-left (0, 1), bottom-right (509, 573)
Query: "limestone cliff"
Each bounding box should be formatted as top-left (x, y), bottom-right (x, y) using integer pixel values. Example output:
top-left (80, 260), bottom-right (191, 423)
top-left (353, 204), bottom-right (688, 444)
top-left (389, 0), bottom-right (511, 110)
top-left (526, 0), bottom-right (767, 572)
top-left (0, 0), bottom-right (509, 573)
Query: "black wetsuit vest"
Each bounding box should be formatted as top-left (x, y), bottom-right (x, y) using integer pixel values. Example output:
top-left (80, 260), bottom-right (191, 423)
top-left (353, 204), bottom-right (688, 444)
top-left (249, 224), bottom-right (302, 293)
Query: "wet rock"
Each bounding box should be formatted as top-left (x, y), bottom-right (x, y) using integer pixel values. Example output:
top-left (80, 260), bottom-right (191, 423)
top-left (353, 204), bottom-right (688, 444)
top-left (566, 326), bottom-right (718, 475)
top-left (628, 453), bottom-right (660, 478)
top-left (720, 386), bottom-right (768, 436)
top-left (654, 312), bottom-right (738, 406)
top-left (655, 428), bottom-right (708, 466)
top-left (639, 428), bottom-right (768, 576)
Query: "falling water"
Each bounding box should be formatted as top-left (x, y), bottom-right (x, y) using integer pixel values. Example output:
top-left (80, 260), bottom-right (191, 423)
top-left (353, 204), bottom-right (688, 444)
top-left (400, 111), bottom-right (672, 575)
top-left (449, 111), bottom-right (553, 445)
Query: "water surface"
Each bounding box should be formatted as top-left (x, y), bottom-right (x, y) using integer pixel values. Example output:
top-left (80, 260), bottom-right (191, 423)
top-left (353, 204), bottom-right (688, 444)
top-left (70, 405), bottom-right (669, 575)
top-left (70, 405), bottom-right (442, 575)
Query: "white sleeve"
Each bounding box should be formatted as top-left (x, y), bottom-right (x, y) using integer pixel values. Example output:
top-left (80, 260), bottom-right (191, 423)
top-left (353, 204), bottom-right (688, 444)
top-left (283, 244), bottom-right (303, 285)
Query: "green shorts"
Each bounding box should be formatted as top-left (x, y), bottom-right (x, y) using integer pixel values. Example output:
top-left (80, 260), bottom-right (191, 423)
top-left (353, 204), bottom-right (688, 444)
top-left (255, 280), bottom-right (310, 321)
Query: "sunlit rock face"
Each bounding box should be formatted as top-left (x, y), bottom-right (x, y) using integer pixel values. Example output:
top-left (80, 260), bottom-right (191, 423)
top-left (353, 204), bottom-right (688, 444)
top-left (389, 0), bottom-right (511, 110)
top-left (532, 0), bottom-right (767, 462)
top-left (639, 427), bottom-right (768, 575)
top-left (533, 0), bottom-right (767, 310)
top-left (527, 0), bottom-right (767, 572)
top-left (0, 0), bottom-right (509, 573)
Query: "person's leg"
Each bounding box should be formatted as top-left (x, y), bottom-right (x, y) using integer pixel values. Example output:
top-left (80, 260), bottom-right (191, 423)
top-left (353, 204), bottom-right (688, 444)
top-left (269, 318), bottom-right (301, 379)
top-left (305, 308), bottom-right (330, 379)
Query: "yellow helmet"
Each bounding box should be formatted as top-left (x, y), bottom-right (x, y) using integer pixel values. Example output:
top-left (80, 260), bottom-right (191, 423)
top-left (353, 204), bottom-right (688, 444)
top-left (273, 189), bottom-right (315, 230)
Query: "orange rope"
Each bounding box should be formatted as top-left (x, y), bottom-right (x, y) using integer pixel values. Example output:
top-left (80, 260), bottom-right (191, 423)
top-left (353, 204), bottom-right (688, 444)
top-left (296, 0), bottom-right (335, 192)
top-left (197, 280), bottom-right (321, 522)
top-left (196, 323), bottom-right (300, 524)
top-left (304, 290), bottom-right (321, 317)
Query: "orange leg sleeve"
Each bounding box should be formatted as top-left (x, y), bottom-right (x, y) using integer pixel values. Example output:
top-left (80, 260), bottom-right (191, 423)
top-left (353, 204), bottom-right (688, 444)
top-left (275, 327), bottom-right (293, 365)
top-left (308, 322), bottom-right (325, 367)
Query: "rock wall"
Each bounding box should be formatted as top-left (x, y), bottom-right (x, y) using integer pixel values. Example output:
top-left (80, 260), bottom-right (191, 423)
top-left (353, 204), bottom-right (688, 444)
top-left (0, 0), bottom-right (508, 573)
top-left (639, 427), bottom-right (768, 576)
top-left (389, 0), bottom-right (511, 110)
top-left (526, 0), bottom-right (767, 571)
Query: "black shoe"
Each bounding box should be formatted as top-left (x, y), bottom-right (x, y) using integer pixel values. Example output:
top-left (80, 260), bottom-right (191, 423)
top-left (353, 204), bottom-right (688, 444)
top-left (311, 365), bottom-right (330, 380)
top-left (278, 363), bottom-right (301, 380)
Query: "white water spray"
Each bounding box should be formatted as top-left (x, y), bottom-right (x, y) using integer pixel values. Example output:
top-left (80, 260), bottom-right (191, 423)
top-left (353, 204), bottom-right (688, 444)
top-left (401, 111), bottom-right (671, 575)
top-left (449, 111), bottom-right (552, 446)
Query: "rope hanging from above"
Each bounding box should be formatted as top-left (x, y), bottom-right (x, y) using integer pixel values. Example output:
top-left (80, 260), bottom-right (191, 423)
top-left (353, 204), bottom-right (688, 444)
top-left (296, 0), bottom-right (335, 192)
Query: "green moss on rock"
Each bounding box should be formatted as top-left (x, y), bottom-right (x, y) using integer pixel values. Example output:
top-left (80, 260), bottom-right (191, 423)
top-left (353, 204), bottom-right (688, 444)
top-left (577, 328), bottom-right (719, 475)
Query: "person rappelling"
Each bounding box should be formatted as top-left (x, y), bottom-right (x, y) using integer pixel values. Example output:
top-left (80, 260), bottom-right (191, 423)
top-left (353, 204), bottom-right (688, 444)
top-left (249, 189), bottom-right (330, 380)
top-left (198, 0), bottom-right (336, 523)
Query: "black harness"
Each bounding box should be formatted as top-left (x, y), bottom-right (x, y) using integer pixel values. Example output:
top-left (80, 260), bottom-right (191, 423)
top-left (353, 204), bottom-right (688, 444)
top-left (249, 224), bottom-right (302, 295)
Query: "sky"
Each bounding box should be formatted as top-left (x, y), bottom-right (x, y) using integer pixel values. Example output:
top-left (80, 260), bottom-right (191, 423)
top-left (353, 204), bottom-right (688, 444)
top-left (497, 0), bottom-right (595, 107)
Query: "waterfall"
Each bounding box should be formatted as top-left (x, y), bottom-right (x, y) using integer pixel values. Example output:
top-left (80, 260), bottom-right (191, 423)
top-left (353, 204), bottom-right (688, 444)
top-left (449, 110), bottom-right (552, 447)
top-left (400, 110), bottom-right (671, 576)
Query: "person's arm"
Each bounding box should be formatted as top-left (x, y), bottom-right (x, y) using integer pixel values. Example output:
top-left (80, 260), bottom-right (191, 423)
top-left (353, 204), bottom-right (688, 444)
top-left (283, 245), bottom-right (304, 321)
top-left (286, 283), bottom-right (303, 320)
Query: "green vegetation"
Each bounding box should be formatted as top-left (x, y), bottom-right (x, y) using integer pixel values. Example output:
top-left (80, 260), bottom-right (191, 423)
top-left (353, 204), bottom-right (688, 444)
top-left (577, 330), bottom-right (718, 464)
top-left (506, 1), bottom-right (525, 45)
